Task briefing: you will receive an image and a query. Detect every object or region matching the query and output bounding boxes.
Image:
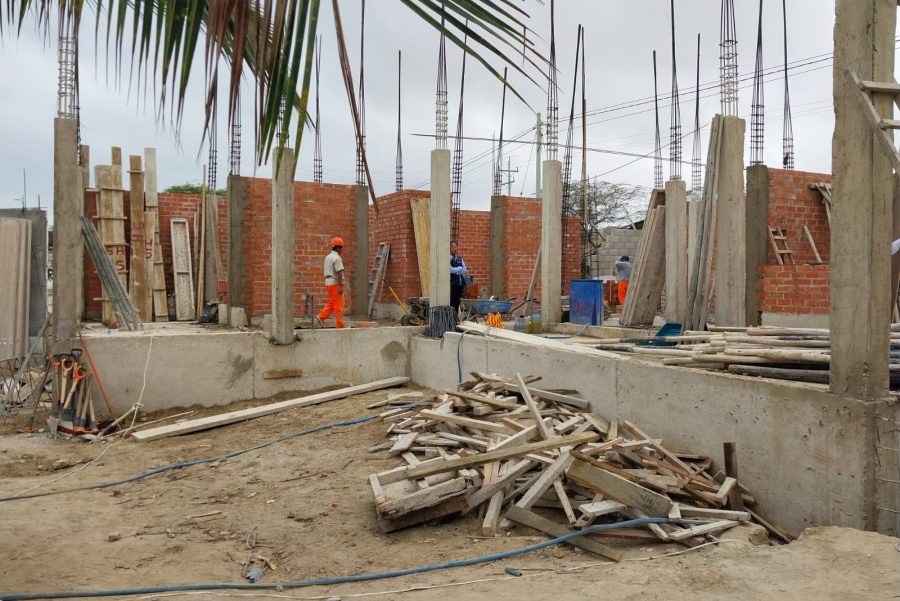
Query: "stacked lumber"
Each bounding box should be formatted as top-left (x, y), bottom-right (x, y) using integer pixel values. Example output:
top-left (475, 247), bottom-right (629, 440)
top-left (593, 325), bottom-right (900, 384)
top-left (369, 372), bottom-right (775, 552)
top-left (620, 189), bottom-right (666, 326)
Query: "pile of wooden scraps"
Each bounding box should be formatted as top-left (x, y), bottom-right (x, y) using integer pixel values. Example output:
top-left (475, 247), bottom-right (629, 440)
top-left (592, 325), bottom-right (900, 385)
top-left (368, 372), bottom-right (787, 557)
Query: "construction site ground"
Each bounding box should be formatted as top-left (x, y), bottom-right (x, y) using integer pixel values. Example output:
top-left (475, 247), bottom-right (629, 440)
top-left (1, 386), bottom-right (898, 600)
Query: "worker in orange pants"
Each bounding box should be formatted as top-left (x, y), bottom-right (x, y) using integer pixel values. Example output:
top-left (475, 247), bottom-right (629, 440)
top-left (318, 237), bottom-right (347, 329)
top-left (615, 255), bottom-right (631, 307)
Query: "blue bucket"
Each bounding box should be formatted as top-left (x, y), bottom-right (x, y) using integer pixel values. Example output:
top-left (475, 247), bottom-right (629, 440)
top-left (569, 279), bottom-right (604, 325)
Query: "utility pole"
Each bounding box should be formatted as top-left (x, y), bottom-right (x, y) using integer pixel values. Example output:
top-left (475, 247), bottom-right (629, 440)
top-left (535, 113), bottom-right (543, 198)
top-left (500, 158), bottom-right (518, 197)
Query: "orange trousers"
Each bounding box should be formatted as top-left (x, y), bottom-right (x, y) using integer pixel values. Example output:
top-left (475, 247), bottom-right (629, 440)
top-left (318, 284), bottom-right (345, 328)
top-left (617, 280), bottom-right (629, 306)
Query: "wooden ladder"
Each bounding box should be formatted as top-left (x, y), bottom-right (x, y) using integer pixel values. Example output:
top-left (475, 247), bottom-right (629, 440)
top-left (368, 242), bottom-right (391, 318)
top-left (768, 227), bottom-right (794, 265)
top-left (848, 70), bottom-right (900, 172)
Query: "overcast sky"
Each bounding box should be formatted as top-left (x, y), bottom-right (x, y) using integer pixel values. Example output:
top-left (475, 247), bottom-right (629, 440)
top-left (0, 1), bottom-right (879, 220)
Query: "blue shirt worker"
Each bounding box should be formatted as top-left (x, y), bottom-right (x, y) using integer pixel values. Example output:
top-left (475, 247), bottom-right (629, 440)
top-left (450, 241), bottom-right (468, 311)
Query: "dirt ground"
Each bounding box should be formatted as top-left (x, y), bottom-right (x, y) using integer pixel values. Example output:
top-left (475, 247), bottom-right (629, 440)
top-left (1, 386), bottom-right (899, 600)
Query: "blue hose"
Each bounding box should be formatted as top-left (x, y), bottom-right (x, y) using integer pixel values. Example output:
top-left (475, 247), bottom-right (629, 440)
top-left (0, 517), bottom-right (670, 600)
top-left (0, 413), bottom-right (385, 503)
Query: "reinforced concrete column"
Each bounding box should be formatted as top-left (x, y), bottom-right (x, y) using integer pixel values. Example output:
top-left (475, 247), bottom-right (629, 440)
top-left (489, 195), bottom-right (506, 299)
top-left (664, 179), bottom-right (688, 322)
top-left (226, 174), bottom-right (248, 325)
top-left (745, 165), bottom-right (770, 326)
top-left (541, 160), bottom-right (562, 323)
top-left (271, 149), bottom-right (295, 345)
top-left (831, 0), bottom-right (895, 400)
top-left (352, 185), bottom-right (370, 316)
top-left (52, 117), bottom-right (83, 345)
top-left (713, 116), bottom-right (747, 327)
top-left (428, 150), bottom-right (451, 306)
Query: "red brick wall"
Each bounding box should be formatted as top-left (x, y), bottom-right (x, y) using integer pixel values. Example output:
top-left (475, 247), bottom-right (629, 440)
top-left (758, 264), bottom-right (830, 315)
top-left (766, 169), bottom-right (832, 264)
top-left (233, 178), bottom-right (359, 317)
top-left (368, 192), bottom-right (580, 308)
top-left (758, 168), bottom-right (833, 315)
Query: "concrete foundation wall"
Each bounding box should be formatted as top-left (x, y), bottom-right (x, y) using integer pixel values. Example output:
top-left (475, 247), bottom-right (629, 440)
top-left (84, 327), bottom-right (415, 413)
top-left (409, 332), bottom-right (894, 537)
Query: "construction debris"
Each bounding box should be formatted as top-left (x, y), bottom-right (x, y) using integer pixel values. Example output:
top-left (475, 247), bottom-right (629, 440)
top-left (368, 371), bottom-right (779, 550)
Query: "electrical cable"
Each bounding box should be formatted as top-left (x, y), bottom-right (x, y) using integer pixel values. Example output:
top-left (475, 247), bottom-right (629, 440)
top-left (0, 413), bottom-right (386, 503)
top-left (0, 518), bottom-right (673, 600)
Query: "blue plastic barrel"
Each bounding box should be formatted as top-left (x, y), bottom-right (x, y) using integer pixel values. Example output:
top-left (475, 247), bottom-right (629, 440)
top-left (569, 279), bottom-right (604, 325)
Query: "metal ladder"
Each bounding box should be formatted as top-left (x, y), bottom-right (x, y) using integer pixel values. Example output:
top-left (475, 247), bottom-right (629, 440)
top-left (368, 243), bottom-right (390, 318)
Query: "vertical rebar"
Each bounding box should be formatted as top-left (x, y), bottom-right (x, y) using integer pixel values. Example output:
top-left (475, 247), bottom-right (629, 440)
top-left (546, 0), bottom-right (559, 161)
top-left (782, 0), bottom-right (795, 170)
top-left (720, 0), bottom-right (739, 116)
top-left (57, 13), bottom-right (77, 119)
top-left (669, 0), bottom-right (682, 181)
top-left (451, 33), bottom-right (468, 242)
top-left (395, 50), bottom-right (403, 191)
top-left (692, 33), bottom-right (703, 191)
top-left (562, 24), bottom-right (582, 280)
top-left (435, 5), bottom-right (449, 150)
top-left (356, 0), bottom-right (367, 185)
top-left (493, 70), bottom-right (508, 197)
top-left (314, 37), bottom-right (323, 183)
top-left (750, 0), bottom-right (765, 166)
top-left (229, 91), bottom-right (242, 176)
top-left (653, 51), bottom-right (663, 189)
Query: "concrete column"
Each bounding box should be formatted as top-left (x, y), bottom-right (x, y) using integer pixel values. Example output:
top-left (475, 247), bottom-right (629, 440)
top-left (745, 165), bottom-right (770, 327)
top-left (271, 149), bottom-right (295, 345)
top-left (352, 185), bottom-right (369, 316)
top-left (664, 179), bottom-right (688, 322)
top-left (541, 160), bottom-right (562, 323)
top-left (226, 174), bottom-right (248, 324)
top-left (428, 150), bottom-right (451, 306)
top-left (831, 0), bottom-right (895, 399)
top-left (489, 195), bottom-right (506, 298)
top-left (713, 116), bottom-right (748, 327)
top-left (52, 118), bottom-right (83, 345)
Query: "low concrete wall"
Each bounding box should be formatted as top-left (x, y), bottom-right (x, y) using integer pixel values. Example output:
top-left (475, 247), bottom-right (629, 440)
top-left (84, 326), bottom-right (415, 413)
top-left (409, 332), bottom-right (897, 537)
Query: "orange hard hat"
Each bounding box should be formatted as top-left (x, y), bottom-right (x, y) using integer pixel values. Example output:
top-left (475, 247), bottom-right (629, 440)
top-left (331, 236), bottom-right (345, 247)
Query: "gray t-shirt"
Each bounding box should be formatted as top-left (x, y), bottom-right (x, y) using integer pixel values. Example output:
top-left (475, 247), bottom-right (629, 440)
top-left (615, 260), bottom-right (631, 281)
top-left (324, 251), bottom-right (345, 285)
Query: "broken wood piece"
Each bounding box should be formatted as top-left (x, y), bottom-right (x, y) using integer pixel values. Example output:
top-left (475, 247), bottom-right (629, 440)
top-left (578, 499), bottom-right (627, 518)
top-left (516, 373), bottom-right (555, 440)
top-left (666, 520), bottom-right (738, 541)
top-left (418, 409), bottom-right (512, 434)
top-left (389, 432), bottom-right (419, 455)
top-left (467, 458), bottom-right (535, 508)
top-left (723, 441), bottom-right (745, 510)
top-left (516, 450), bottom-right (574, 510)
top-left (714, 476), bottom-right (737, 501)
top-left (566, 458), bottom-right (673, 517)
top-left (678, 506), bottom-right (751, 522)
top-left (132, 377), bottom-right (409, 441)
top-left (553, 479), bottom-right (578, 524)
top-left (503, 506), bottom-right (624, 562)
top-left (376, 477), bottom-right (468, 518)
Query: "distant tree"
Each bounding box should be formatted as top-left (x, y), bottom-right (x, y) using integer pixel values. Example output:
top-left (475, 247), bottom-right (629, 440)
top-left (164, 183), bottom-right (227, 196)
top-left (564, 180), bottom-right (648, 275)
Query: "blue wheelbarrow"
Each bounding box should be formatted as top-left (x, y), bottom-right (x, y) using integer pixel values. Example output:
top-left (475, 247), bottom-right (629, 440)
top-left (461, 299), bottom-right (513, 322)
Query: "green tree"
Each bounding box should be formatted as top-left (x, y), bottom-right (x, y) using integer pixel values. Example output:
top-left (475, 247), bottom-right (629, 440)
top-left (2, 2), bottom-right (543, 177)
top-left (165, 183), bottom-right (227, 196)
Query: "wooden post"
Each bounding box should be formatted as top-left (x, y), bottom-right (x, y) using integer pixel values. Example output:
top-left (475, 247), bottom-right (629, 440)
top-left (722, 441), bottom-right (744, 511)
top-left (128, 155), bottom-right (150, 321)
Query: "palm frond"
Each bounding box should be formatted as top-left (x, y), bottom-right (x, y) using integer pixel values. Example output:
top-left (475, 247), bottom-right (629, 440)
top-left (2, 0), bottom-right (546, 180)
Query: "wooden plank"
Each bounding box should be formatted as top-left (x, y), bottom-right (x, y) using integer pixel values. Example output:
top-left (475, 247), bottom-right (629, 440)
top-left (376, 494), bottom-right (467, 533)
top-left (553, 478), bottom-right (578, 524)
top-left (467, 458), bottom-right (535, 508)
top-left (504, 506), bottom-right (624, 562)
top-left (444, 389), bottom-right (519, 410)
top-left (377, 477), bottom-right (468, 518)
top-left (678, 506), bottom-right (751, 522)
top-left (409, 196), bottom-right (431, 296)
top-left (131, 377), bottom-right (409, 441)
top-left (143, 148), bottom-right (158, 207)
top-left (482, 490), bottom-right (505, 535)
top-left (0, 218), bottom-right (31, 360)
top-left (578, 500), bottom-right (627, 518)
top-left (94, 165), bottom-right (127, 323)
top-left (566, 458), bottom-right (673, 517)
top-left (516, 373), bottom-right (555, 440)
top-left (394, 431), bottom-right (599, 482)
top-left (666, 520), bottom-right (738, 541)
top-left (527, 388), bottom-right (590, 410)
top-left (723, 441), bottom-right (745, 510)
top-left (418, 409), bottom-right (512, 434)
top-left (170, 218), bottom-right (195, 320)
top-left (515, 450), bottom-right (574, 509)
top-left (389, 432), bottom-right (419, 455)
top-left (621, 204), bottom-right (666, 326)
top-left (714, 476), bottom-right (737, 501)
top-left (128, 155), bottom-right (151, 321)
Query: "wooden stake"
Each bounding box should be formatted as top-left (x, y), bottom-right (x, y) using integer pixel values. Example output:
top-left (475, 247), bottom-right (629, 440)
top-left (722, 441), bottom-right (744, 510)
